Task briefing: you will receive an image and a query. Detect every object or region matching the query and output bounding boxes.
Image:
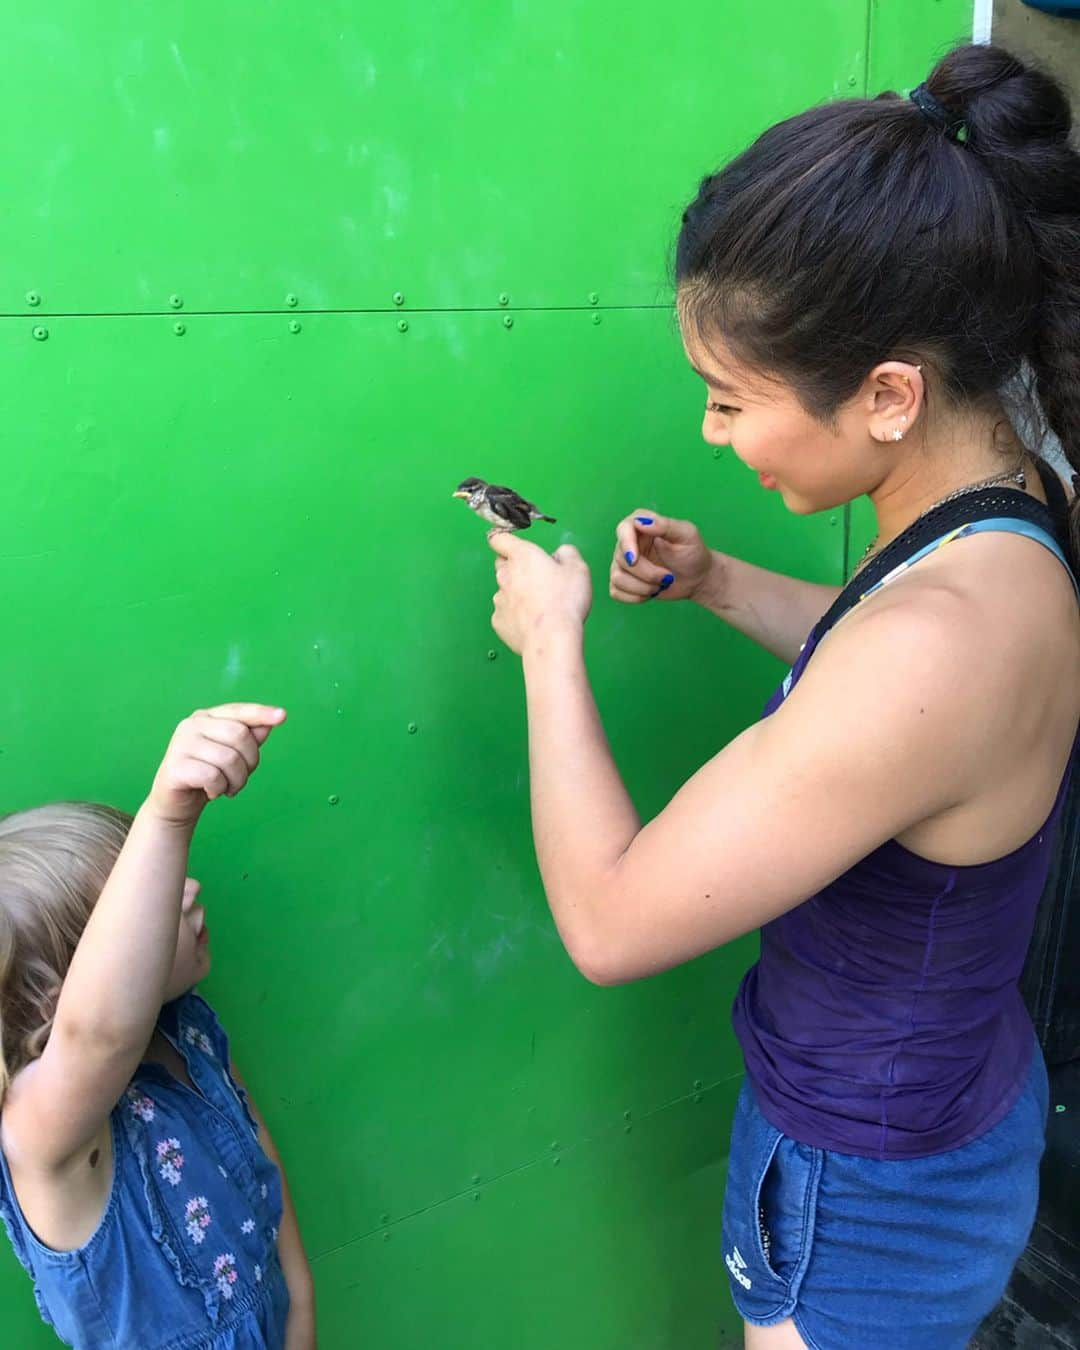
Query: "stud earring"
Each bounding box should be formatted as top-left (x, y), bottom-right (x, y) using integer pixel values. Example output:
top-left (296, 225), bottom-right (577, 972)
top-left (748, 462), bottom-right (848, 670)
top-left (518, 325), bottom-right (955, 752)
top-left (892, 428), bottom-right (904, 442)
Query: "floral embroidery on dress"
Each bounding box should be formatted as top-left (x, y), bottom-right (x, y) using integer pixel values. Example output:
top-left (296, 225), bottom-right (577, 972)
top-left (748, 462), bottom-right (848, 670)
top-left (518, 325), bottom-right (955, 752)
top-left (184, 1196), bottom-right (212, 1245)
top-left (241, 1218), bottom-right (255, 1235)
top-left (254, 1263), bottom-right (263, 1284)
top-left (156, 1137), bottom-right (184, 1186)
top-left (126, 1088), bottom-right (156, 1122)
top-left (260, 1182), bottom-right (268, 1200)
top-left (183, 1024), bottom-right (214, 1056)
top-left (213, 1253), bottom-right (239, 1300)
top-left (218, 1165), bottom-right (228, 1179)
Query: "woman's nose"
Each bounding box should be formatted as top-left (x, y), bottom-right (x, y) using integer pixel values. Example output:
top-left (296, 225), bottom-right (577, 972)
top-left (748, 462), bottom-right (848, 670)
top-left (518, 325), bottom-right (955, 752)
top-left (702, 413), bottom-right (730, 447)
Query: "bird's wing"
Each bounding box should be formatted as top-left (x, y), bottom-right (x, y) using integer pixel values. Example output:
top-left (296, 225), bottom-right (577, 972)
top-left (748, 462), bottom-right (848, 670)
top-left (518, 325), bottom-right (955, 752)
top-left (486, 486), bottom-right (533, 530)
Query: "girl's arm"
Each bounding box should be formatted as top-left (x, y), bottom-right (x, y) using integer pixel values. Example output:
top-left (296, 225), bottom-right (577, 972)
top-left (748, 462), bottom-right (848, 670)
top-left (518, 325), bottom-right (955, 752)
top-left (231, 1064), bottom-right (316, 1350)
top-left (1, 704), bottom-right (286, 1174)
top-left (609, 510), bottom-right (840, 665)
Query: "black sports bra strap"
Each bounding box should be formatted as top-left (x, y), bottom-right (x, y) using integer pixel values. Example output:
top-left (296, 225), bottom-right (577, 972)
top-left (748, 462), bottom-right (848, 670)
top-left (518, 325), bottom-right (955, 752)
top-left (819, 474), bottom-right (1066, 642)
top-left (1033, 455), bottom-right (1069, 533)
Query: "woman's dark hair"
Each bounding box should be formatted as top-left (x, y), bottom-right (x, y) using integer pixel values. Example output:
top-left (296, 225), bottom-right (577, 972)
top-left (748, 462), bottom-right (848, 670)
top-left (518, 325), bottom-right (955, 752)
top-left (676, 43), bottom-right (1080, 558)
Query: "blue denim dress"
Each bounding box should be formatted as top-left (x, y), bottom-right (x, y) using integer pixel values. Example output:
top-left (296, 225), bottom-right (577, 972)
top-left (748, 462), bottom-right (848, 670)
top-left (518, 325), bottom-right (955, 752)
top-left (0, 993), bottom-right (289, 1349)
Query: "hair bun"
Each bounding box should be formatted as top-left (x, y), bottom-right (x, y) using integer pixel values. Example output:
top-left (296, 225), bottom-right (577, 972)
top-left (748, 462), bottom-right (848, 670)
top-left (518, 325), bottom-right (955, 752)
top-left (927, 43), bottom-right (1071, 153)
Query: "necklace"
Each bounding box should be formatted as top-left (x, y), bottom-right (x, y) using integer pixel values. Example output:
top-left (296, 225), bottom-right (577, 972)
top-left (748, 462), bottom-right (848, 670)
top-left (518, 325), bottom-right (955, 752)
top-left (852, 464), bottom-right (1028, 576)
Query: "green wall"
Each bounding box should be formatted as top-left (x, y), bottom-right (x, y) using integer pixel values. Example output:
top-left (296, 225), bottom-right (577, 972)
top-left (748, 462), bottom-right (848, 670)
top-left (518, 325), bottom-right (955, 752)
top-left (0, 3), bottom-right (970, 1345)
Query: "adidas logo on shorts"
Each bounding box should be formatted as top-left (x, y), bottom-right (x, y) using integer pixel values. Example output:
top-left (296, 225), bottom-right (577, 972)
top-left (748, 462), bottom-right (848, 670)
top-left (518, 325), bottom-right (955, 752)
top-left (725, 1245), bottom-right (752, 1290)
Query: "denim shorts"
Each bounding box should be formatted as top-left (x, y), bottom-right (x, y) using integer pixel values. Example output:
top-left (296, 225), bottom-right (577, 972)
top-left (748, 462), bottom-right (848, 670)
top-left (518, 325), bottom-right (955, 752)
top-left (720, 1048), bottom-right (1048, 1350)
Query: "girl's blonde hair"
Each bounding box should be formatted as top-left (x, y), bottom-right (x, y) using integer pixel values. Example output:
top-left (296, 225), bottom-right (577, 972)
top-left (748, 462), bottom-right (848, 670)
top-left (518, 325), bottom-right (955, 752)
top-left (0, 803), bottom-right (132, 1102)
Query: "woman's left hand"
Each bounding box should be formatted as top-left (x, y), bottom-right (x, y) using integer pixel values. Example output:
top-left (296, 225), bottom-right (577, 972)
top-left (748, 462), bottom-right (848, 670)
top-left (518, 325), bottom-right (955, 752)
top-left (488, 531), bottom-right (592, 655)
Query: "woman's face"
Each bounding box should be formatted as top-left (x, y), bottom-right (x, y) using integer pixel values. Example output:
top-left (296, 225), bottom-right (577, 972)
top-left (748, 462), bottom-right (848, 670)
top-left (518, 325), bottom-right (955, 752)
top-left (681, 327), bottom-right (908, 515)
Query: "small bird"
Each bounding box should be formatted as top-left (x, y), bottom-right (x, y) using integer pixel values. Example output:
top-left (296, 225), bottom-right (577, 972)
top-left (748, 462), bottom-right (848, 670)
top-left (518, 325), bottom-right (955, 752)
top-left (452, 477), bottom-right (557, 533)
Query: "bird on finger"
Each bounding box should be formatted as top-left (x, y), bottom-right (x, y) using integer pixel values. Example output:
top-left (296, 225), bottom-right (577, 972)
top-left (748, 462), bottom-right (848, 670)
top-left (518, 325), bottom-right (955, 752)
top-left (452, 477), bottom-right (557, 533)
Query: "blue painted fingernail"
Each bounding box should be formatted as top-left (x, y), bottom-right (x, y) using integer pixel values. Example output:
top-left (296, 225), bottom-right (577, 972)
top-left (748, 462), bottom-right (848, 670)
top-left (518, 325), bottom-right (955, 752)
top-left (636, 516), bottom-right (654, 525)
top-left (625, 550), bottom-right (636, 565)
top-left (661, 574), bottom-right (675, 588)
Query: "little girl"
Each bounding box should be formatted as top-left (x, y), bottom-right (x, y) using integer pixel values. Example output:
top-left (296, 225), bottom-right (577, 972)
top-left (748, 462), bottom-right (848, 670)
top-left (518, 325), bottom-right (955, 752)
top-left (0, 702), bottom-right (314, 1349)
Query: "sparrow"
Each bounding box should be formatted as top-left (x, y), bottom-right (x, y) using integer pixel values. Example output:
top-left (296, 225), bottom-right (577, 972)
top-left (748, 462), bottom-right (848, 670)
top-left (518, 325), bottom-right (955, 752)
top-left (452, 477), bottom-right (557, 532)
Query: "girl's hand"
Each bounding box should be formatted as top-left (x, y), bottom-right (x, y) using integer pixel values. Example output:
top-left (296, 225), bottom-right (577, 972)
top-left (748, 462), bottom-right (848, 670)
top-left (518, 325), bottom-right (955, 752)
top-left (488, 533), bottom-right (592, 656)
top-left (147, 703), bottom-right (287, 828)
top-left (610, 509), bottom-right (717, 604)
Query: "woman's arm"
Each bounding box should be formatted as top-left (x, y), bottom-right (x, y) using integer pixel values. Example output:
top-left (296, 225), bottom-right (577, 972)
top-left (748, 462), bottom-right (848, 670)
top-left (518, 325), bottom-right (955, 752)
top-left (693, 551), bottom-right (841, 663)
top-left (491, 533), bottom-right (987, 985)
top-left (609, 511), bottom-right (840, 664)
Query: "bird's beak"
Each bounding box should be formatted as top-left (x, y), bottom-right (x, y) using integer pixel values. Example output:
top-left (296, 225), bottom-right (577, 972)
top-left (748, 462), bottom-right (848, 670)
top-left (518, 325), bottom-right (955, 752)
top-left (452, 490), bottom-right (467, 499)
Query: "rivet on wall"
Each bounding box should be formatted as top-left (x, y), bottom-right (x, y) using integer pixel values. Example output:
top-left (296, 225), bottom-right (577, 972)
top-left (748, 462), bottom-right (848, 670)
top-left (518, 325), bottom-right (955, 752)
top-left (498, 292), bottom-right (510, 306)
top-left (173, 322), bottom-right (186, 336)
top-left (588, 292), bottom-right (600, 306)
top-left (289, 319), bottom-right (302, 334)
top-left (169, 294), bottom-right (184, 310)
top-left (31, 325), bottom-right (48, 342)
top-left (393, 291), bottom-right (405, 306)
top-left (25, 290), bottom-right (40, 307)
top-left (327, 794), bottom-right (340, 806)
top-left (397, 319), bottom-right (409, 333)
top-left (502, 315), bottom-right (513, 329)
top-left (407, 722), bottom-right (418, 734)
top-left (592, 313), bottom-right (601, 325)
top-left (285, 293), bottom-right (298, 308)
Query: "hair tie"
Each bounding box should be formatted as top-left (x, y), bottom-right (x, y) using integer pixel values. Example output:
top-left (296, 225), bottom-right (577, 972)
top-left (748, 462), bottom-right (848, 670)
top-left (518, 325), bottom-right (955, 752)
top-left (910, 83), bottom-right (969, 144)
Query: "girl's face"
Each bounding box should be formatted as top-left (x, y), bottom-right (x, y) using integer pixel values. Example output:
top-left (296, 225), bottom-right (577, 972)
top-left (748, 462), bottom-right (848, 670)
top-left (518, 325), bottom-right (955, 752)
top-left (681, 328), bottom-right (904, 514)
top-left (164, 876), bottom-right (211, 999)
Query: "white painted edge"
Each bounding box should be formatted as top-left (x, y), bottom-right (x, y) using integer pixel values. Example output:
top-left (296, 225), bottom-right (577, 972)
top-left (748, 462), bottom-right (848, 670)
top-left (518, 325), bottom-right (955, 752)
top-left (973, 0), bottom-right (994, 44)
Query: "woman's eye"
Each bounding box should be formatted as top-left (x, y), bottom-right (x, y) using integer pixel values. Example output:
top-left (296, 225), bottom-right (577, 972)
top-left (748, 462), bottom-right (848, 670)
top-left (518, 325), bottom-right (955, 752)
top-left (705, 400), bottom-right (738, 415)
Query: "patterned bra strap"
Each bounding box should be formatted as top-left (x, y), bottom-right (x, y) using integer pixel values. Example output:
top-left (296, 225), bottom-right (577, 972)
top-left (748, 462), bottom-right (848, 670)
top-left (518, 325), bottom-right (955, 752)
top-left (858, 517), bottom-right (1080, 607)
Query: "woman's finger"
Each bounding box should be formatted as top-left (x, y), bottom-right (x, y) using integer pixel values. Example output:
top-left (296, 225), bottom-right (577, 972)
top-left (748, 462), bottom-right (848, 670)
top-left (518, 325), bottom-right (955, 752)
top-left (609, 563), bottom-right (657, 599)
top-left (615, 516), bottom-right (645, 567)
top-left (618, 552), bottom-right (674, 589)
top-left (628, 509), bottom-right (697, 544)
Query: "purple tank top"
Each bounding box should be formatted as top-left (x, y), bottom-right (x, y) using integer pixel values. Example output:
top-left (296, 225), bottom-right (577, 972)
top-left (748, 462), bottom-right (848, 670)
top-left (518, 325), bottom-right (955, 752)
top-left (733, 500), bottom-right (1079, 1160)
